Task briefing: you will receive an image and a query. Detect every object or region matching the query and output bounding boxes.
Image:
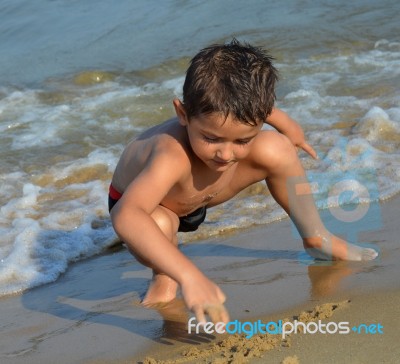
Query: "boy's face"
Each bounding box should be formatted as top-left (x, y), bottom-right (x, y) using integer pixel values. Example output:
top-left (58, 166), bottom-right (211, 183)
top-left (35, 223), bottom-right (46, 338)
top-left (174, 100), bottom-right (262, 171)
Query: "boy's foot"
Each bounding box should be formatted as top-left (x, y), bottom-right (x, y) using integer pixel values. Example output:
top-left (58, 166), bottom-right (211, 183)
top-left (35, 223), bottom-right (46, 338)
top-left (347, 245), bottom-right (378, 261)
top-left (150, 298), bottom-right (188, 322)
top-left (141, 273), bottom-right (179, 306)
top-left (304, 235), bottom-right (379, 261)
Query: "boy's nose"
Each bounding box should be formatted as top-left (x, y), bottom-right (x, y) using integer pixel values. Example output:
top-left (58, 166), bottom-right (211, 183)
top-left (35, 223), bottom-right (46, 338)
top-left (216, 143), bottom-right (233, 161)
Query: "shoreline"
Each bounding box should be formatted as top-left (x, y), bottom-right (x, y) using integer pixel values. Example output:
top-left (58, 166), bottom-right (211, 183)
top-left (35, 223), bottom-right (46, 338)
top-left (0, 195), bottom-right (398, 364)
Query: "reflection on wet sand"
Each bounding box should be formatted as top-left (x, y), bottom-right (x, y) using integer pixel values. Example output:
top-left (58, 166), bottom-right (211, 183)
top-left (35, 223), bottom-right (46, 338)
top-left (308, 261), bottom-right (356, 297)
top-left (141, 298), bottom-right (215, 345)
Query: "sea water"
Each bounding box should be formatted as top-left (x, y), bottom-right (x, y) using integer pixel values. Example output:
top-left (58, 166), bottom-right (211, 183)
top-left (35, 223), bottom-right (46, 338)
top-left (0, 0), bottom-right (399, 296)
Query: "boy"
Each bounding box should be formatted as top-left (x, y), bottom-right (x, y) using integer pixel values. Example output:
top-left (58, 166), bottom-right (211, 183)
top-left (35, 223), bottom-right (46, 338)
top-left (109, 39), bottom-right (378, 324)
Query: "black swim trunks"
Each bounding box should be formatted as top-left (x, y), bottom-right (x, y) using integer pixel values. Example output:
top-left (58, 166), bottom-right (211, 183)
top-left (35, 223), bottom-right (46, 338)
top-left (108, 184), bottom-right (206, 233)
top-left (178, 206), bottom-right (207, 232)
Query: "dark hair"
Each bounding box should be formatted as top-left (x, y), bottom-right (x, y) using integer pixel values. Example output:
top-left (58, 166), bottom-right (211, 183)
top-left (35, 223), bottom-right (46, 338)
top-left (182, 39), bottom-right (278, 126)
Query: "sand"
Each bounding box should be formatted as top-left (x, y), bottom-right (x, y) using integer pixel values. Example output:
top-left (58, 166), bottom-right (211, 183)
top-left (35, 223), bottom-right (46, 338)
top-left (0, 195), bottom-right (399, 364)
top-left (139, 291), bottom-right (400, 364)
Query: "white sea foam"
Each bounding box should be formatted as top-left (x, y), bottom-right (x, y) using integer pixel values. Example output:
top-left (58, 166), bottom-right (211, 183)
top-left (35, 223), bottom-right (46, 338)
top-left (353, 106), bottom-right (400, 142)
top-left (0, 40), bottom-right (399, 296)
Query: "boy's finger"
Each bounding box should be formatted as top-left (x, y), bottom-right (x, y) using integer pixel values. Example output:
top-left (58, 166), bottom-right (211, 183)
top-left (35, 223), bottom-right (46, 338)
top-left (300, 142), bottom-right (318, 159)
top-left (205, 304), bottom-right (230, 324)
top-left (192, 305), bottom-right (206, 324)
top-left (219, 306), bottom-right (230, 324)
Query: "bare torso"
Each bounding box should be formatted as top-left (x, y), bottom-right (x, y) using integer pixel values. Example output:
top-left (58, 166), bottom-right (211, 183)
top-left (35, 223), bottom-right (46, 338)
top-left (111, 118), bottom-right (269, 216)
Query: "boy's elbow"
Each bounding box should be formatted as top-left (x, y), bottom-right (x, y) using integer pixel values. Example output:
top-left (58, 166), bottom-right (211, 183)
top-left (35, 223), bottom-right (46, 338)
top-left (110, 204), bottom-right (132, 236)
top-left (110, 203), bottom-right (149, 235)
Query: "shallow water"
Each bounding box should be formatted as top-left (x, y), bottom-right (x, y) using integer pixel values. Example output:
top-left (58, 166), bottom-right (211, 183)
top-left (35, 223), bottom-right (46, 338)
top-left (0, 0), bottom-right (399, 296)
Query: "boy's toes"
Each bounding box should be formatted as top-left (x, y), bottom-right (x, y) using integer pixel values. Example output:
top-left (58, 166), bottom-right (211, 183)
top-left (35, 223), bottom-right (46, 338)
top-left (362, 248), bottom-right (378, 261)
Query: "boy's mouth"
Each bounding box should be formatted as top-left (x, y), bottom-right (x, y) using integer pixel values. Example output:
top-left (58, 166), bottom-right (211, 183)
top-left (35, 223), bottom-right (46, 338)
top-left (212, 158), bottom-right (233, 166)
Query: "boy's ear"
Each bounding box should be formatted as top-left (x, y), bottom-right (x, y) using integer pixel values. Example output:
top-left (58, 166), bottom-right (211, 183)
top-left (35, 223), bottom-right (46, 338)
top-left (173, 99), bottom-right (189, 126)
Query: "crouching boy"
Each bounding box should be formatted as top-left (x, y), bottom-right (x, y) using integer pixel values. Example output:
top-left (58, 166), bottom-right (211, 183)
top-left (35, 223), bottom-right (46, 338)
top-left (109, 39), bottom-right (378, 324)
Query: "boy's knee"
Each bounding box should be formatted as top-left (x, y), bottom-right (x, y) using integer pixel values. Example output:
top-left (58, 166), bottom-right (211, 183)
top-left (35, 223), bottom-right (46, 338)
top-left (276, 133), bottom-right (297, 156)
top-left (258, 131), bottom-right (299, 168)
top-left (151, 206), bottom-right (179, 239)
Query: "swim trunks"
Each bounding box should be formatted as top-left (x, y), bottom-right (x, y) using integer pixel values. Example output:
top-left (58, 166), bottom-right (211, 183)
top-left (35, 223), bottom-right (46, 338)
top-left (108, 184), bottom-right (206, 232)
top-left (177, 206), bottom-right (207, 232)
top-left (108, 184), bottom-right (122, 212)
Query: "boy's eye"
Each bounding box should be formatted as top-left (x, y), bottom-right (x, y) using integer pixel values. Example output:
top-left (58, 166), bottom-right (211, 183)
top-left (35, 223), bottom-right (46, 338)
top-left (236, 139), bottom-right (251, 145)
top-left (203, 136), bottom-right (219, 143)
top-left (203, 136), bottom-right (252, 145)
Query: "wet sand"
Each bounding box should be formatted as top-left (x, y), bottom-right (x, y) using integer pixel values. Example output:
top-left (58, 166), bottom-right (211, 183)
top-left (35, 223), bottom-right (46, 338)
top-left (0, 195), bottom-right (399, 364)
top-left (139, 290), bottom-right (400, 364)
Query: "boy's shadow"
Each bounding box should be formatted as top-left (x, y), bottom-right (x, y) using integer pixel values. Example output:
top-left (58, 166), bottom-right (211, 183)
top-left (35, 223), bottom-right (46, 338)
top-left (181, 241), bottom-right (301, 259)
top-left (20, 243), bottom-right (213, 346)
top-left (182, 242), bottom-right (357, 297)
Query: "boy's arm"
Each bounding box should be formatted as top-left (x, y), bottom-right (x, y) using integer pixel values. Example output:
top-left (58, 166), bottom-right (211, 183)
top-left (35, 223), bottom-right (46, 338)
top-left (110, 151), bottom-right (229, 323)
top-left (253, 132), bottom-right (378, 261)
top-left (266, 108), bottom-right (318, 159)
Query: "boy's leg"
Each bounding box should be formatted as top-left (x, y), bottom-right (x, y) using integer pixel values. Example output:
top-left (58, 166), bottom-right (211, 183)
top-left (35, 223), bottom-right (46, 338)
top-left (127, 205), bottom-right (181, 305)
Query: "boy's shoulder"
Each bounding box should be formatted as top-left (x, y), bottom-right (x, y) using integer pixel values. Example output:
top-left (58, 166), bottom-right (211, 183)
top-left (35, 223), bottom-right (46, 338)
top-left (156, 121), bottom-right (191, 155)
top-left (133, 119), bottom-right (192, 169)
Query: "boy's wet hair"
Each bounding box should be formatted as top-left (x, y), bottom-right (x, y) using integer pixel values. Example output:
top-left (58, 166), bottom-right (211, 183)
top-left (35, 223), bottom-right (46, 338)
top-left (183, 38), bottom-right (278, 126)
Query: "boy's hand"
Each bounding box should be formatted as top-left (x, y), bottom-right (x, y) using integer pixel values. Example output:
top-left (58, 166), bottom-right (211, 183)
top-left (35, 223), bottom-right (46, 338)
top-left (181, 273), bottom-right (230, 324)
top-left (266, 108), bottom-right (318, 159)
top-left (285, 122), bottom-right (318, 160)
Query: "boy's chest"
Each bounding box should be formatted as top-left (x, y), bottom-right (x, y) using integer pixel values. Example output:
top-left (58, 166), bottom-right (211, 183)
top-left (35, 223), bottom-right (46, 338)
top-left (162, 167), bottom-right (237, 215)
top-left (162, 162), bottom-right (263, 215)
top-left (171, 163), bottom-right (266, 215)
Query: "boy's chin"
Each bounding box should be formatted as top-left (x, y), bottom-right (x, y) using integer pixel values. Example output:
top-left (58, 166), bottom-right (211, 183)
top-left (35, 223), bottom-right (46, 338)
top-left (209, 159), bottom-right (235, 171)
